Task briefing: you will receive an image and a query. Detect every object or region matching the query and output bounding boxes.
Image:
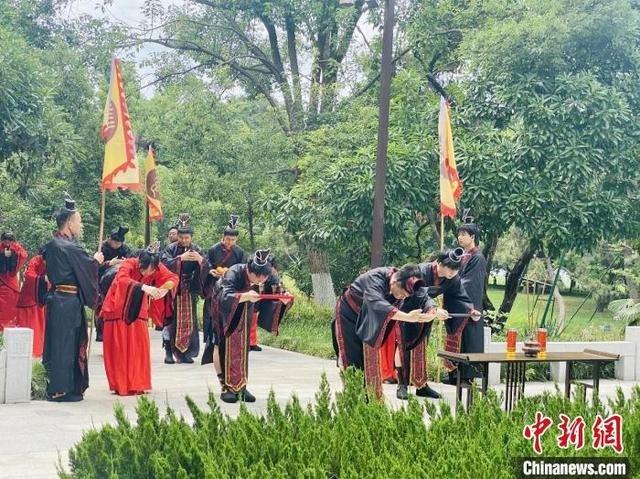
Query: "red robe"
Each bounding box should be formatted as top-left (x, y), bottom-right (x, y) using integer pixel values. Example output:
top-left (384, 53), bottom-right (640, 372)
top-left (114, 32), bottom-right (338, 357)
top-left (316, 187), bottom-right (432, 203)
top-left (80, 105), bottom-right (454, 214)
top-left (100, 258), bottom-right (177, 395)
top-left (0, 241), bottom-right (28, 331)
top-left (15, 255), bottom-right (47, 357)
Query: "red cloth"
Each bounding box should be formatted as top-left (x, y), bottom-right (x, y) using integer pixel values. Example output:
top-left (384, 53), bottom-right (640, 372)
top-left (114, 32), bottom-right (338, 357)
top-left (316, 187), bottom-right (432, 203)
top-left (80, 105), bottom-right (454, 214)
top-left (250, 310), bottom-right (259, 346)
top-left (101, 258), bottom-right (178, 395)
top-left (15, 255), bottom-right (47, 357)
top-left (379, 324), bottom-right (397, 382)
top-left (103, 319), bottom-right (151, 395)
top-left (0, 242), bottom-right (28, 331)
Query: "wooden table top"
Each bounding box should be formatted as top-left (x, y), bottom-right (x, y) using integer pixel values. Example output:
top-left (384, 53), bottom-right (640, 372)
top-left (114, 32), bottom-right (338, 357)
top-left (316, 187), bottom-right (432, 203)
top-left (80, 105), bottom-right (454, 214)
top-left (437, 349), bottom-right (620, 364)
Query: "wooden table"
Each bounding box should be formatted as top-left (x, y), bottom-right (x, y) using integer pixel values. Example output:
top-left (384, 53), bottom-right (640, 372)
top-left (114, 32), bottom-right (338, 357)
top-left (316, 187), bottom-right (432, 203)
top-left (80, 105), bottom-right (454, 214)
top-left (437, 349), bottom-right (620, 412)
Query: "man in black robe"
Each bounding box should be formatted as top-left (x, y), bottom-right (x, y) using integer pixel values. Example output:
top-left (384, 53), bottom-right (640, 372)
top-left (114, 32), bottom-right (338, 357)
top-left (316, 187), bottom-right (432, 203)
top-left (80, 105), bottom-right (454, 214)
top-left (398, 249), bottom-right (480, 399)
top-left (202, 215), bottom-right (246, 366)
top-left (456, 211), bottom-right (487, 383)
top-left (332, 264), bottom-right (448, 400)
top-left (214, 249), bottom-right (278, 403)
top-left (42, 196), bottom-right (103, 402)
top-left (161, 214), bottom-right (206, 364)
top-left (95, 226), bottom-right (133, 341)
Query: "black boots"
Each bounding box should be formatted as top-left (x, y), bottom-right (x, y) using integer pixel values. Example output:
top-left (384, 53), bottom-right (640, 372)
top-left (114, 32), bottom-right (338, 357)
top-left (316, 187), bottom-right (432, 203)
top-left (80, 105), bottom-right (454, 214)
top-left (163, 340), bottom-right (175, 364)
top-left (416, 384), bottom-right (441, 399)
top-left (220, 387), bottom-right (256, 403)
top-left (396, 367), bottom-right (409, 400)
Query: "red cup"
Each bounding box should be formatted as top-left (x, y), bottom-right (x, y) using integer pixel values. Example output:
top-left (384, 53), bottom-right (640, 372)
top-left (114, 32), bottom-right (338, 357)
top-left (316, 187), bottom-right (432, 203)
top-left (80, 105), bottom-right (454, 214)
top-left (537, 328), bottom-right (547, 353)
top-left (507, 329), bottom-right (517, 354)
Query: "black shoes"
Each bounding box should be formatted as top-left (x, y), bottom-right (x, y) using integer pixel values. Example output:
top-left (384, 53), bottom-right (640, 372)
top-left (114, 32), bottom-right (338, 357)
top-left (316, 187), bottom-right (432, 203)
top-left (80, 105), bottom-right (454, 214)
top-left (416, 385), bottom-right (441, 399)
top-left (250, 345), bottom-right (262, 352)
top-left (239, 389), bottom-right (256, 403)
top-left (220, 388), bottom-right (256, 403)
top-left (180, 357), bottom-right (194, 364)
top-left (396, 384), bottom-right (409, 400)
top-left (220, 390), bottom-right (238, 403)
top-left (383, 378), bottom-right (398, 384)
top-left (48, 393), bottom-right (83, 402)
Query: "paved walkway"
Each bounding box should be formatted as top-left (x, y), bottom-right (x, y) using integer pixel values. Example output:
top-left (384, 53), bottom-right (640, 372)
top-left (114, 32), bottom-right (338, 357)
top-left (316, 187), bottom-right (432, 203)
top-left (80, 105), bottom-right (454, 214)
top-left (0, 330), bottom-right (637, 478)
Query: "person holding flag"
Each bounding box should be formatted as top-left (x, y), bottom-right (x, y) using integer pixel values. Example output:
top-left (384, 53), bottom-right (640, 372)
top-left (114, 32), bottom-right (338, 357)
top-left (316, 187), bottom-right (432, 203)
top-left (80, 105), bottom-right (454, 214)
top-left (454, 211), bottom-right (487, 385)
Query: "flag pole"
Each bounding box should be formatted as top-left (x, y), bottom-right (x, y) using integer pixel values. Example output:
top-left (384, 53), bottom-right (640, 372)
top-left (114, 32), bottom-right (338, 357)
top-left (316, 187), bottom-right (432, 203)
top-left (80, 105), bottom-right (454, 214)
top-left (89, 188), bottom-right (106, 357)
top-left (436, 213), bottom-right (445, 384)
top-left (145, 202), bottom-right (151, 246)
top-left (98, 189), bottom-right (106, 248)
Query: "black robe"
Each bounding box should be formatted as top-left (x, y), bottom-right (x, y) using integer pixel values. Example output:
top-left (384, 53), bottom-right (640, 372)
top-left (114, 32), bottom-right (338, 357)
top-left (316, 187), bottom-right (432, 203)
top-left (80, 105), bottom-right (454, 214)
top-left (99, 241), bottom-right (133, 278)
top-left (215, 263), bottom-right (254, 392)
top-left (331, 267), bottom-right (435, 397)
top-left (42, 234), bottom-right (99, 397)
top-left (161, 242), bottom-right (206, 361)
top-left (458, 247), bottom-right (487, 378)
top-left (255, 271), bottom-right (293, 334)
top-left (202, 243), bottom-right (245, 350)
top-left (400, 261), bottom-right (474, 384)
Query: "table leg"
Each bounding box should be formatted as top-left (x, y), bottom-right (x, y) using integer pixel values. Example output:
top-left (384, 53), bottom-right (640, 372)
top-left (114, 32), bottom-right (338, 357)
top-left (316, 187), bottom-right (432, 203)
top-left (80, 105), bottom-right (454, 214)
top-left (481, 362), bottom-right (489, 396)
top-left (518, 362), bottom-right (526, 403)
top-left (565, 361), bottom-right (572, 399)
top-left (505, 362), bottom-right (513, 412)
top-left (592, 361), bottom-right (601, 404)
top-left (456, 363), bottom-right (463, 407)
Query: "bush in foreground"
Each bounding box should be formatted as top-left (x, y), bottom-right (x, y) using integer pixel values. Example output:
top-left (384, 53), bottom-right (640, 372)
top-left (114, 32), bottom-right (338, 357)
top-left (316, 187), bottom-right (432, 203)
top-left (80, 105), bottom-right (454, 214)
top-left (60, 371), bottom-right (639, 478)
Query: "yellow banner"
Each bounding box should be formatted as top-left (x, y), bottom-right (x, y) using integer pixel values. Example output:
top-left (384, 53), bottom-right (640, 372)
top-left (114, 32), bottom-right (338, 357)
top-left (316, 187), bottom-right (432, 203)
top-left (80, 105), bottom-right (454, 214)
top-left (145, 146), bottom-right (163, 222)
top-left (100, 58), bottom-right (140, 191)
top-left (439, 96), bottom-right (462, 218)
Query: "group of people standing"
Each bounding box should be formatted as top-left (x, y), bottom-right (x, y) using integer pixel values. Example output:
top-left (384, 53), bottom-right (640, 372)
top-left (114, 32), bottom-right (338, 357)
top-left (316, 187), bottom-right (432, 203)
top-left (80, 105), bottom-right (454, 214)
top-left (0, 197), bottom-right (292, 404)
top-left (332, 215), bottom-right (486, 400)
top-left (1, 195), bottom-right (487, 405)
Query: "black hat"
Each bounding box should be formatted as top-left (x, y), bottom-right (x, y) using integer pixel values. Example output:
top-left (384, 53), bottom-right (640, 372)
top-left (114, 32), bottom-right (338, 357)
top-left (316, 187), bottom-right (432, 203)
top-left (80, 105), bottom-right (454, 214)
top-left (1, 232), bottom-right (14, 242)
top-left (249, 248), bottom-right (272, 276)
top-left (176, 213), bottom-right (193, 234)
top-left (109, 226), bottom-right (129, 242)
top-left (224, 214), bottom-right (240, 237)
top-left (457, 208), bottom-right (480, 241)
top-left (449, 247), bottom-right (464, 263)
top-left (63, 192), bottom-right (77, 212)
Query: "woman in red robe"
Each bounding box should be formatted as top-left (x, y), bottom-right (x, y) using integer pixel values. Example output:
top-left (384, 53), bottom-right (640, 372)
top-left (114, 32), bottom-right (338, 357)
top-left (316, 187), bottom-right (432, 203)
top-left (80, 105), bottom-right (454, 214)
top-left (15, 255), bottom-right (48, 357)
top-left (0, 232), bottom-right (28, 331)
top-left (100, 247), bottom-right (177, 396)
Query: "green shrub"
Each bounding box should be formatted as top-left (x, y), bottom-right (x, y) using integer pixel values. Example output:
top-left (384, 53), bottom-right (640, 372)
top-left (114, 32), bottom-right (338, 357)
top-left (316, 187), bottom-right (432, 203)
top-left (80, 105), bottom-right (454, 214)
top-left (31, 360), bottom-right (48, 400)
top-left (60, 370), bottom-right (639, 478)
top-left (260, 276), bottom-right (335, 359)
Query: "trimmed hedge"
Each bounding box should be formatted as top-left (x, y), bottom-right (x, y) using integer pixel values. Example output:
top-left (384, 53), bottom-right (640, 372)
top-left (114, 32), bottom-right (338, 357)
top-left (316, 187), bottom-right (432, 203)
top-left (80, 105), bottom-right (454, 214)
top-left (60, 371), bottom-right (639, 478)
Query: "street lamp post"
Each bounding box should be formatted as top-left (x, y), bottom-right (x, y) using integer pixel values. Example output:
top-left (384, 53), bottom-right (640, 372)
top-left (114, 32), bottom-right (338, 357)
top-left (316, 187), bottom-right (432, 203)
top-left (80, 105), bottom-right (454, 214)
top-left (370, 0), bottom-right (394, 267)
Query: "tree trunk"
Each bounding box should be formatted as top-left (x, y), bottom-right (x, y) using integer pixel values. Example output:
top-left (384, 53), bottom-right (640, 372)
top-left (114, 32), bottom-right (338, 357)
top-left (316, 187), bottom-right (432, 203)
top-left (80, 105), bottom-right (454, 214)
top-left (247, 201), bottom-right (256, 252)
top-left (308, 249), bottom-right (336, 308)
top-left (499, 240), bottom-right (538, 314)
top-left (622, 244), bottom-right (639, 303)
top-left (544, 255), bottom-right (566, 331)
top-left (482, 234), bottom-right (498, 311)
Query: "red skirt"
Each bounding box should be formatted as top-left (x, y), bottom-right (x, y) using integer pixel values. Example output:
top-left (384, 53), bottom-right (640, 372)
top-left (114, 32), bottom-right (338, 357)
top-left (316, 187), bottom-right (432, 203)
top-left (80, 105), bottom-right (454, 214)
top-left (0, 284), bottom-right (19, 331)
top-left (103, 319), bottom-right (151, 395)
top-left (15, 306), bottom-right (46, 357)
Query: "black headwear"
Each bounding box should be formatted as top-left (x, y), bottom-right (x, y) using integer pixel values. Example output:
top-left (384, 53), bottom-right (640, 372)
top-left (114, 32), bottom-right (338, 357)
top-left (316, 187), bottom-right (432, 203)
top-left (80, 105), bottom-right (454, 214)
top-left (249, 248), bottom-right (272, 276)
top-left (176, 213), bottom-right (193, 234)
top-left (63, 192), bottom-right (77, 212)
top-left (223, 214), bottom-right (240, 237)
top-left (457, 208), bottom-right (480, 241)
top-left (1, 232), bottom-right (15, 242)
top-left (109, 226), bottom-right (129, 242)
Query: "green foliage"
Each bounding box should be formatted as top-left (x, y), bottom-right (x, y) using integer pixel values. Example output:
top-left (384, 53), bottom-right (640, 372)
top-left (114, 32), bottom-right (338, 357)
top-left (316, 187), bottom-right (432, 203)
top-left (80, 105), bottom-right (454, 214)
top-left (608, 299), bottom-right (640, 326)
top-left (31, 360), bottom-right (48, 400)
top-left (60, 371), bottom-right (640, 478)
top-left (260, 277), bottom-right (334, 358)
